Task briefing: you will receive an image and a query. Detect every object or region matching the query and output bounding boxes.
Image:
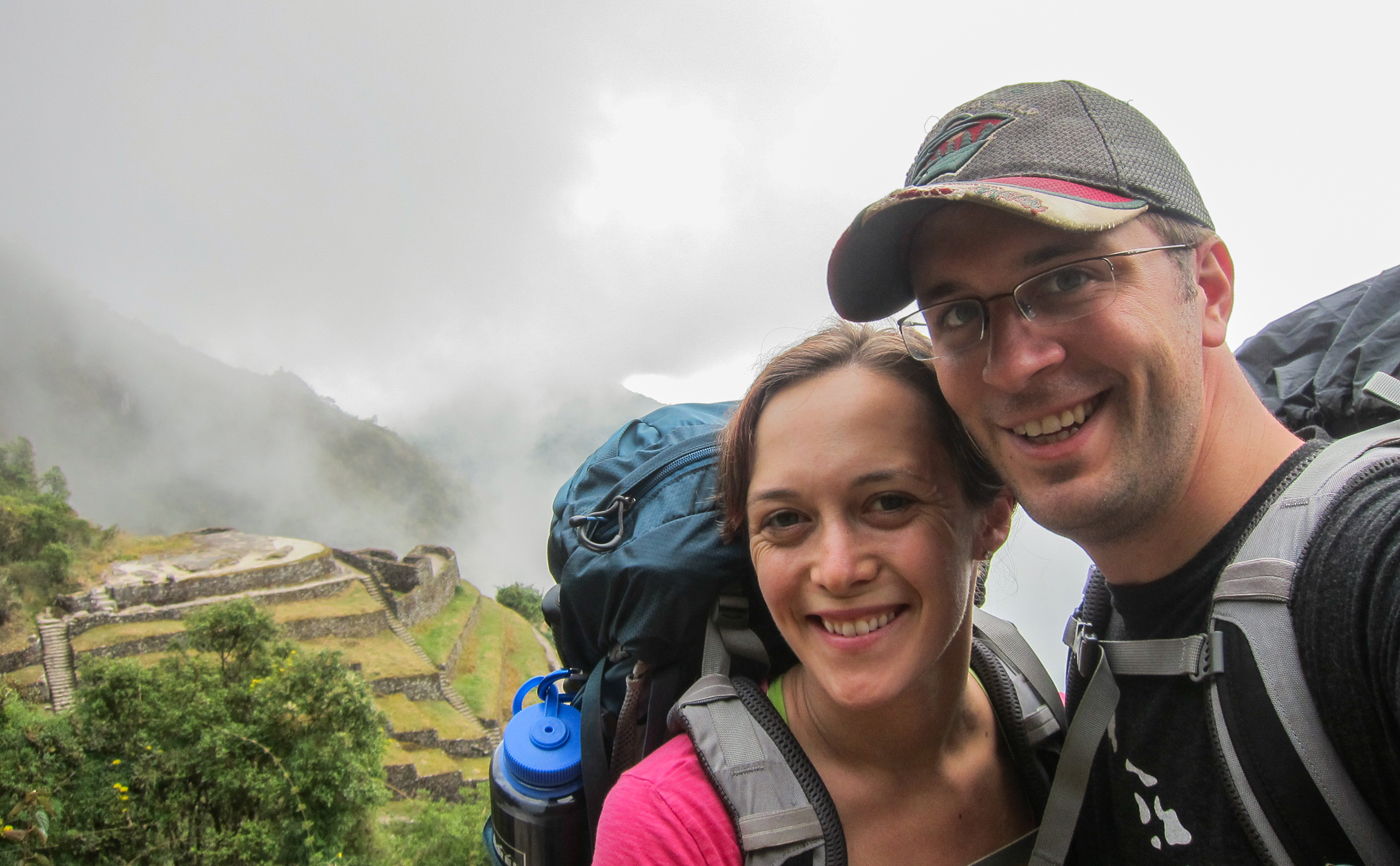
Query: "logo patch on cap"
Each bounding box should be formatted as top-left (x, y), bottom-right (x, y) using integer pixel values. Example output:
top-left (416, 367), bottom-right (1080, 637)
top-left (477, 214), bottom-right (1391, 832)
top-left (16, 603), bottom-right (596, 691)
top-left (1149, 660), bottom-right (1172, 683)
top-left (907, 112), bottom-right (1013, 186)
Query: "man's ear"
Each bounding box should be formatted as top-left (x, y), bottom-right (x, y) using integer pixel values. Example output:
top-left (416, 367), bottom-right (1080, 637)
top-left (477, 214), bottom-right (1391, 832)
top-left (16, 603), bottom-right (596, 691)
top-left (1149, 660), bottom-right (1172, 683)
top-left (1196, 236), bottom-right (1234, 349)
top-left (976, 490), bottom-right (1016, 557)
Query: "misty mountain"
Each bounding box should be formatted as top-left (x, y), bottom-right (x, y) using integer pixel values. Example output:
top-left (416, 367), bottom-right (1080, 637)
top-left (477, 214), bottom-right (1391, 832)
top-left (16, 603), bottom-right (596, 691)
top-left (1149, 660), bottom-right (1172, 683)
top-left (0, 245), bottom-right (465, 552)
top-left (406, 380), bottom-right (663, 591)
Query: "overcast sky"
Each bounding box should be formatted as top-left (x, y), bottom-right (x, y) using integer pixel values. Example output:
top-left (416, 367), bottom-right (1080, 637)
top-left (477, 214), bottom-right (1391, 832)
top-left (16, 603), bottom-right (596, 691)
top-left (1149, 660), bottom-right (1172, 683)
top-left (3, 1), bottom-right (1397, 681)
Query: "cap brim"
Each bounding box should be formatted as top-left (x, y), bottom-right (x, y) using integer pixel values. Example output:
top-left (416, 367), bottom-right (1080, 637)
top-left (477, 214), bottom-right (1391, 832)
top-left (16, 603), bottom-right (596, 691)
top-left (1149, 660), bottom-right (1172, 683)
top-left (827, 178), bottom-right (1149, 322)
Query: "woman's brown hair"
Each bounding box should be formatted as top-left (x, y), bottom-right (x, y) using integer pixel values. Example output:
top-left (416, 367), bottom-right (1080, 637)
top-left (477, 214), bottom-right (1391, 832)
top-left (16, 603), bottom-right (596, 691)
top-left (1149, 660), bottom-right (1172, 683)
top-left (717, 321), bottom-right (1003, 541)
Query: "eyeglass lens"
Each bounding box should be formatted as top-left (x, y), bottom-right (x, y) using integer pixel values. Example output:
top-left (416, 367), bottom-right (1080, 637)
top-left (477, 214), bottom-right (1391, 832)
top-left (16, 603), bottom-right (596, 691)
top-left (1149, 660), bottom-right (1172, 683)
top-left (902, 257), bottom-right (1118, 360)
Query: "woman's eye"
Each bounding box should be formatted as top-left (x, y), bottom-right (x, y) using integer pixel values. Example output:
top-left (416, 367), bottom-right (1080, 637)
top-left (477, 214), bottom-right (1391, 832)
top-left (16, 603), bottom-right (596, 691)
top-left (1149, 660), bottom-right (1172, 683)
top-left (761, 510), bottom-right (803, 531)
top-left (871, 493), bottom-right (913, 513)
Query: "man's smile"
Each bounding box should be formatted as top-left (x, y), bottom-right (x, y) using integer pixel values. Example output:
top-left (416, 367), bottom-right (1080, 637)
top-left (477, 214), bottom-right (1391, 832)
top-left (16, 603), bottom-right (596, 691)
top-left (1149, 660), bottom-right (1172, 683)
top-left (1005, 393), bottom-right (1105, 445)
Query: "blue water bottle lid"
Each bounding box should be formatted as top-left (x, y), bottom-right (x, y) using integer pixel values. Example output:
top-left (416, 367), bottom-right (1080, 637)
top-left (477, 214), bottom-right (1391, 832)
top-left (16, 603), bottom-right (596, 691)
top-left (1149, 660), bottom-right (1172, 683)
top-left (502, 669), bottom-right (583, 792)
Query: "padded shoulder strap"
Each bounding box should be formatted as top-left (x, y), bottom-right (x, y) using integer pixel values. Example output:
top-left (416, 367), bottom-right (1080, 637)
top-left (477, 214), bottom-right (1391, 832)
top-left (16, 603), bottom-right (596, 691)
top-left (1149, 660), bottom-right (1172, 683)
top-left (668, 668), bottom-right (831, 866)
top-left (974, 608), bottom-right (1067, 741)
top-left (1209, 420), bottom-right (1400, 866)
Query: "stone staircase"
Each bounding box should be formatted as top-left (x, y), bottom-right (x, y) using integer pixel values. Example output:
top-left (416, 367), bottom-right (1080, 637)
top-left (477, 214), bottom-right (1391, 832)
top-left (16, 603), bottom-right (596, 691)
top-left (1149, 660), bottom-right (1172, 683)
top-left (37, 615), bottom-right (77, 712)
top-left (353, 572), bottom-right (499, 747)
top-left (93, 587), bottom-right (119, 614)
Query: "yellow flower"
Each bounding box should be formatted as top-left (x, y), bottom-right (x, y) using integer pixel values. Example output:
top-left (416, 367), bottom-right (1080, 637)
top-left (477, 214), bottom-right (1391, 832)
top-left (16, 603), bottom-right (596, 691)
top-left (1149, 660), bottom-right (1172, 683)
top-left (111, 759), bottom-right (121, 765)
top-left (120, 795), bottom-right (129, 801)
top-left (2, 826), bottom-right (11, 832)
top-left (113, 783), bottom-right (122, 789)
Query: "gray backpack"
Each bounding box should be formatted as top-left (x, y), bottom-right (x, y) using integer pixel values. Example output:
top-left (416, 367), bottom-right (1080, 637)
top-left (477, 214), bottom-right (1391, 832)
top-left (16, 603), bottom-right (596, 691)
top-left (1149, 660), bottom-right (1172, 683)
top-left (673, 599), bottom-right (1065, 866)
top-left (1030, 373), bottom-right (1400, 866)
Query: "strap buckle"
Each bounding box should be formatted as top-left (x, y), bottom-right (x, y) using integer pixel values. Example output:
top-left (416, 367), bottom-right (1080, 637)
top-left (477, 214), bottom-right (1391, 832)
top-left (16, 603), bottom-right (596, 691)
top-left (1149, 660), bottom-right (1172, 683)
top-left (1064, 615), bottom-right (1099, 680)
top-left (1189, 630), bottom-right (1226, 683)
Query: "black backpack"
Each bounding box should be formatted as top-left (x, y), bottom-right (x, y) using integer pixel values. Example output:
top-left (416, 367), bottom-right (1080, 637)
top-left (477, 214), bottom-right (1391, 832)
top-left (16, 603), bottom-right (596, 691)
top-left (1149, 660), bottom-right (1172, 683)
top-left (1032, 267), bottom-right (1400, 866)
top-left (545, 401), bottom-right (1066, 865)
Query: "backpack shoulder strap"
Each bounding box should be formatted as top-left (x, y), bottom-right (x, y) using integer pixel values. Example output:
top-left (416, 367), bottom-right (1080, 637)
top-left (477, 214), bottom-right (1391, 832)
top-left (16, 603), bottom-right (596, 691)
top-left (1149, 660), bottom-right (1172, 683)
top-left (1037, 417), bottom-right (1400, 866)
top-left (669, 616), bottom-right (845, 866)
top-left (1208, 418), bottom-right (1400, 866)
top-left (974, 607), bottom-right (1067, 741)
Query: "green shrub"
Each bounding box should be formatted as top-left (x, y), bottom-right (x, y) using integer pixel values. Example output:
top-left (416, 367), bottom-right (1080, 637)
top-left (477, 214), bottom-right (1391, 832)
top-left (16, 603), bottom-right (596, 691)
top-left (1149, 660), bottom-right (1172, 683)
top-left (495, 583), bottom-right (543, 626)
top-left (379, 788), bottom-right (494, 866)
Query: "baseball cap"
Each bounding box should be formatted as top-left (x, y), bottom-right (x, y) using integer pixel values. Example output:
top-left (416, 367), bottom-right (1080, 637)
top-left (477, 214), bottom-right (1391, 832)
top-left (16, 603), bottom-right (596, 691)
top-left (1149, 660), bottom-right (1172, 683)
top-left (827, 80), bottom-right (1213, 322)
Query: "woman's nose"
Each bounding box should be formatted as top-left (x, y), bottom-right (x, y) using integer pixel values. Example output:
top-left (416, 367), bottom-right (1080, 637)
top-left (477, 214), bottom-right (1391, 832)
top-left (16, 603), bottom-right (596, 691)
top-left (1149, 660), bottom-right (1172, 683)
top-left (809, 521), bottom-right (876, 593)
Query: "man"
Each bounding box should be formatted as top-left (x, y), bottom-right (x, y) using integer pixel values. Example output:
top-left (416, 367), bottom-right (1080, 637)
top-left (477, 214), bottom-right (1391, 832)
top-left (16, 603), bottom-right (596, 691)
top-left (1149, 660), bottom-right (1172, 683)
top-left (825, 80), bottom-right (1400, 864)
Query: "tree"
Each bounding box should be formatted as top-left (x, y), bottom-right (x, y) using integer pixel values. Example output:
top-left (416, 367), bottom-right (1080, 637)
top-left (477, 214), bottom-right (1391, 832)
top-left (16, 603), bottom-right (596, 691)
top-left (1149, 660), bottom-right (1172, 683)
top-left (495, 583), bottom-right (543, 626)
top-left (183, 599), bottom-right (280, 680)
top-left (37, 468), bottom-right (68, 504)
top-left (0, 601), bottom-right (387, 865)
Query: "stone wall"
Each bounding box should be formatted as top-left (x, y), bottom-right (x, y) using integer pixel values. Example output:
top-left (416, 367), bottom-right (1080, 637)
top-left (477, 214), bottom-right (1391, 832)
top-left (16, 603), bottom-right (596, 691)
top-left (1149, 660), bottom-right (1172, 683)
top-left (351, 548), bottom-right (422, 593)
top-left (76, 631), bottom-right (186, 661)
top-left (333, 546), bottom-right (460, 627)
top-left (384, 764), bottom-right (474, 802)
top-left (370, 673), bottom-right (445, 701)
top-left (281, 610), bottom-right (391, 641)
top-left (396, 546), bottom-right (459, 627)
top-left (105, 550), bottom-right (336, 609)
top-left (0, 637), bottom-right (42, 674)
top-left (444, 599), bottom-right (482, 673)
top-left (64, 575), bottom-right (359, 641)
top-left (384, 721), bottom-right (492, 758)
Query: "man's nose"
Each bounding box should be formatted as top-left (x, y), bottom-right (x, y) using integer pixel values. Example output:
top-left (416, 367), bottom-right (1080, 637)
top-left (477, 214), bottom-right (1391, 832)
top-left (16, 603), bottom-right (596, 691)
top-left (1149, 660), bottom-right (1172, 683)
top-left (980, 300), bottom-right (1066, 392)
top-left (810, 520), bottom-right (876, 594)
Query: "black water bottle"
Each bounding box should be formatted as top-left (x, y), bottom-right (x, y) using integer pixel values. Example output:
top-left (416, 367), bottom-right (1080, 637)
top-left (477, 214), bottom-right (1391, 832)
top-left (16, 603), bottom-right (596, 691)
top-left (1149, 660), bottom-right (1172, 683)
top-left (484, 669), bottom-right (588, 866)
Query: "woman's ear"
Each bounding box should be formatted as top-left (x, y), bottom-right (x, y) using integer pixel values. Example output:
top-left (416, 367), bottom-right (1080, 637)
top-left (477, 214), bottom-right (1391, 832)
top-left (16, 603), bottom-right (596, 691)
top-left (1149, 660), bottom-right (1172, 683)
top-left (975, 490), bottom-right (1016, 558)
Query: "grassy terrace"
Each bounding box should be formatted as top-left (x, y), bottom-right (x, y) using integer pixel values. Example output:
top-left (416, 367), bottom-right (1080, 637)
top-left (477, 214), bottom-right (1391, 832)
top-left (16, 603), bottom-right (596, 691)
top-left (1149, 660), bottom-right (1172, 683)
top-left (300, 631), bottom-right (434, 681)
top-left (270, 581), bottom-right (381, 622)
top-left (71, 532), bottom-right (202, 588)
top-left (409, 582), bottom-right (479, 666)
top-left (383, 740), bottom-right (490, 782)
top-left (70, 618), bottom-right (186, 652)
top-left (1, 663), bottom-right (45, 688)
top-left (0, 616), bottom-right (34, 655)
top-left (378, 693), bottom-right (480, 741)
top-left (450, 597), bottom-right (550, 725)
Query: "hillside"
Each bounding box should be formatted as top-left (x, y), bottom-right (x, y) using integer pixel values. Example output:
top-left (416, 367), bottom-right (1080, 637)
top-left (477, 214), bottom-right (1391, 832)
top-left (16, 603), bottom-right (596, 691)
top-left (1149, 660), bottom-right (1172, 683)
top-left (0, 245), bottom-right (466, 552)
top-left (0, 528), bottom-right (554, 796)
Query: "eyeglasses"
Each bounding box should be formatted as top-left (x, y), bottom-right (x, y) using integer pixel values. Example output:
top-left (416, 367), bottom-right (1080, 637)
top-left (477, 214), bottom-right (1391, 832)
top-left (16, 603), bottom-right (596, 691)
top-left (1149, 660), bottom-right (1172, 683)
top-left (897, 245), bottom-right (1192, 361)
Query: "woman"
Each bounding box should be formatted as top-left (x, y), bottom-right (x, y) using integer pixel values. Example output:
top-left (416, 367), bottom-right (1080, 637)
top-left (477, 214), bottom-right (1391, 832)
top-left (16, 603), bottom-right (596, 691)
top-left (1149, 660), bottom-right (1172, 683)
top-left (595, 323), bottom-right (1038, 866)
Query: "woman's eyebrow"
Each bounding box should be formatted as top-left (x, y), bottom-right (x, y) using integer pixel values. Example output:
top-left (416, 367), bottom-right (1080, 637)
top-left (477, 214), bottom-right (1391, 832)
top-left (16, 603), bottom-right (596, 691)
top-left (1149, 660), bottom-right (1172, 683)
top-left (747, 487), bottom-right (798, 505)
top-left (853, 468), bottom-right (925, 487)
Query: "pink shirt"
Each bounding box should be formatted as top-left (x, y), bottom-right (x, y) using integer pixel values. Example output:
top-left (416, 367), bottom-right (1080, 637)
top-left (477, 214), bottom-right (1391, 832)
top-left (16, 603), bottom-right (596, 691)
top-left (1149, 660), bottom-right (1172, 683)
top-left (593, 733), bottom-right (742, 866)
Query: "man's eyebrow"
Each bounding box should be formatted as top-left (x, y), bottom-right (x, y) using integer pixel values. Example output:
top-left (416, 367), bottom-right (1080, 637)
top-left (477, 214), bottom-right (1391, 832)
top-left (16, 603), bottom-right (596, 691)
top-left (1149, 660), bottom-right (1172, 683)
top-left (1022, 238), bottom-right (1101, 268)
top-left (917, 238), bottom-right (1108, 303)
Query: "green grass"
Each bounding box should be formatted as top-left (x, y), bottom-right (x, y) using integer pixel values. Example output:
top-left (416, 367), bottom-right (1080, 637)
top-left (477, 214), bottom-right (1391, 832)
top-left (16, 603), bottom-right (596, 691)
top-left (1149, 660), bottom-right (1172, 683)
top-left (300, 631), bottom-right (435, 681)
top-left (0, 614), bottom-right (35, 654)
top-left (1, 663), bottom-right (45, 688)
top-left (450, 598), bottom-right (504, 721)
top-left (409, 583), bottom-right (480, 666)
top-left (448, 598), bottom-right (552, 724)
top-left (71, 532), bottom-right (202, 588)
top-left (496, 607), bottom-right (553, 723)
top-left (269, 580), bottom-right (381, 623)
top-left (383, 740), bottom-right (489, 780)
top-left (70, 618), bottom-right (186, 652)
top-left (378, 694), bottom-right (481, 741)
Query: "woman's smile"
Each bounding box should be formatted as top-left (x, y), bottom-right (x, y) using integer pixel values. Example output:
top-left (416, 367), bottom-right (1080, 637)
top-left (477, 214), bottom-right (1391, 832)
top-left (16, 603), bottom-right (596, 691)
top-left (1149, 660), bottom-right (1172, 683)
top-left (745, 365), bottom-right (999, 708)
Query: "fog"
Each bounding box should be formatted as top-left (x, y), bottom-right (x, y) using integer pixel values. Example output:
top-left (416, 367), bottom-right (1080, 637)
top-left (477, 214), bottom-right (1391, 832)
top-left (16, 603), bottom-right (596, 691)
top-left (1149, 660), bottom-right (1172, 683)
top-left (3, 1), bottom-right (1398, 682)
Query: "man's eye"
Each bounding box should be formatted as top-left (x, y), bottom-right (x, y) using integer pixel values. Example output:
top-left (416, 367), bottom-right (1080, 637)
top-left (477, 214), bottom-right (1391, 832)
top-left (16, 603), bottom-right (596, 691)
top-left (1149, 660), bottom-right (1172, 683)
top-left (1043, 267), bottom-right (1093, 295)
top-left (932, 300), bottom-right (981, 332)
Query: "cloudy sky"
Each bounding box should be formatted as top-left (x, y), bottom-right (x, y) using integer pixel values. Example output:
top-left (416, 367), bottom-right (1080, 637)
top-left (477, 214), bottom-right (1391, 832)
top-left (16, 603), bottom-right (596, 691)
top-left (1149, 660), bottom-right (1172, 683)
top-left (3, 1), bottom-right (1397, 679)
